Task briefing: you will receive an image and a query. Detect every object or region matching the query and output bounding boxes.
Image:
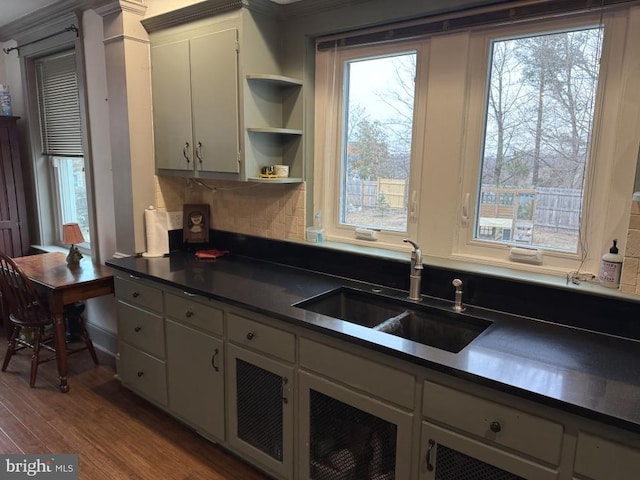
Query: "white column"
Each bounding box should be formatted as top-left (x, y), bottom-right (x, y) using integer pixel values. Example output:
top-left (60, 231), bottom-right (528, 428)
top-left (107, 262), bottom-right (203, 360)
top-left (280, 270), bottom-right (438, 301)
top-left (97, 0), bottom-right (155, 255)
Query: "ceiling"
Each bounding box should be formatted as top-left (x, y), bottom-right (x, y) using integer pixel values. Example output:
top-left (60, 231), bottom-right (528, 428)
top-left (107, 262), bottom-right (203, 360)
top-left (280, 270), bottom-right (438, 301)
top-left (0, 0), bottom-right (60, 31)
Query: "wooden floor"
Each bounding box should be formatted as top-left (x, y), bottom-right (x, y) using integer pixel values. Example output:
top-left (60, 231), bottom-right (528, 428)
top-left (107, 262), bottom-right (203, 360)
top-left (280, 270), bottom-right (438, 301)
top-left (0, 334), bottom-right (270, 480)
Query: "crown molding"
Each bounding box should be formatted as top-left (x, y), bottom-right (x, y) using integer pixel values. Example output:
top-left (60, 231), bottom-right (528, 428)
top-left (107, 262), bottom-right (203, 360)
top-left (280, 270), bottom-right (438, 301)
top-left (95, 0), bottom-right (148, 17)
top-left (141, 0), bottom-right (280, 33)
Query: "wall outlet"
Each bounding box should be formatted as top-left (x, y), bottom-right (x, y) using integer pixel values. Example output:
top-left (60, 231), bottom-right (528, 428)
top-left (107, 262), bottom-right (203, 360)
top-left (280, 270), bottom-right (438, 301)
top-left (167, 211), bottom-right (183, 230)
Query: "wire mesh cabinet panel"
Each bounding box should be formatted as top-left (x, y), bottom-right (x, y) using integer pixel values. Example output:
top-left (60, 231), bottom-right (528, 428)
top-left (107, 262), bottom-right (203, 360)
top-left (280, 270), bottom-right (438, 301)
top-left (419, 422), bottom-right (559, 480)
top-left (227, 343), bottom-right (294, 479)
top-left (298, 370), bottom-right (413, 480)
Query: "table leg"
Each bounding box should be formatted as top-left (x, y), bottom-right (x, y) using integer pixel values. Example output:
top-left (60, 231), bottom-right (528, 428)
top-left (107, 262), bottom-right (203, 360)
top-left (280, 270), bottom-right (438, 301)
top-left (51, 296), bottom-right (69, 393)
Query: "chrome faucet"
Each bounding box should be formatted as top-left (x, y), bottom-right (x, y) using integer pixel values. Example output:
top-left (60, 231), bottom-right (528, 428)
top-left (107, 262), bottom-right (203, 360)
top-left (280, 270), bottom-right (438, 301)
top-left (403, 239), bottom-right (423, 301)
top-left (452, 278), bottom-right (465, 312)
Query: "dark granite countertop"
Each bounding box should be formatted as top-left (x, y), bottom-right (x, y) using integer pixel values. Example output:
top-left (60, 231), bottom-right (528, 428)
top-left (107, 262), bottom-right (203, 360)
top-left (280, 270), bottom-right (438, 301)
top-left (107, 252), bottom-right (640, 434)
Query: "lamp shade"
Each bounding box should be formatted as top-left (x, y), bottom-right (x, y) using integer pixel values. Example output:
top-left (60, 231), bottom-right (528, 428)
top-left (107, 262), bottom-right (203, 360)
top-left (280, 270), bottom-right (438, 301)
top-left (62, 223), bottom-right (84, 245)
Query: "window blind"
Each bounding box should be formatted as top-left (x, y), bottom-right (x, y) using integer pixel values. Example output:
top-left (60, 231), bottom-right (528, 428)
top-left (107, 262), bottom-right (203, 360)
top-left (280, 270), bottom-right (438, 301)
top-left (35, 51), bottom-right (83, 157)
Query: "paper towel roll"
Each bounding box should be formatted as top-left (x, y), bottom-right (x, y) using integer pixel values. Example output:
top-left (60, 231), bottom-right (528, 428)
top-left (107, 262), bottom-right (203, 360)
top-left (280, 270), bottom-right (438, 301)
top-left (142, 206), bottom-right (169, 257)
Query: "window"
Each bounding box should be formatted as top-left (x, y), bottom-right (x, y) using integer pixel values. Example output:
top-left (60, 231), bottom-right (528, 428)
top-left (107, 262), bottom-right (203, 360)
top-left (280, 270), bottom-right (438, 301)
top-left (476, 27), bottom-right (603, 253)
top-left (316, 8), bottom-right (639, 277)
top-left (34, 50), bottom-right (90, 247)
top-left (341, 52), bottom-right (417, 232)
top-left (315, 41), bottom-right (424, 246)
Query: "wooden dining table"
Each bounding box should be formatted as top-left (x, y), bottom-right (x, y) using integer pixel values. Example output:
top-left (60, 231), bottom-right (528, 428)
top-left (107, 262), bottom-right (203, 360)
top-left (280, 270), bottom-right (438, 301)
top-left (11, 252), bottom-right (114, 392)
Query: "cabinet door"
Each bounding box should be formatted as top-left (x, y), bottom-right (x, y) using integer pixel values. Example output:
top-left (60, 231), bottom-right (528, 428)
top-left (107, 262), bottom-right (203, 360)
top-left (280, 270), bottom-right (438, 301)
top-left (166, 319), bottom-right (224, 441)
top-left (298, 370), bottom-right (413, 480)
top-left (151, 39), bottom-right (193, 171)
top-left (190, 29), bottom-right (240, 174)
top-left (419, 421), bottom-right (558, 480)
top-left (0, 118), bottom-right (29, 257)
top-left (227, 343), bottom-right (294, 479)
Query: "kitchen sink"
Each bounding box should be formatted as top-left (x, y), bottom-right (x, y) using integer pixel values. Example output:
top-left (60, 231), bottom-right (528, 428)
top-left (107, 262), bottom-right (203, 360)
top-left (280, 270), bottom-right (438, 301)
top-left (294, 287), bottom-right (491, 353)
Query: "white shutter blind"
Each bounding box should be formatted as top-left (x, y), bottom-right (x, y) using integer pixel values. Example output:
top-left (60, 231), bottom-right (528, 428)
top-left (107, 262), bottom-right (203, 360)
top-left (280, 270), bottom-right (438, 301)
top-left (36, 51), bottom-right (83, 157)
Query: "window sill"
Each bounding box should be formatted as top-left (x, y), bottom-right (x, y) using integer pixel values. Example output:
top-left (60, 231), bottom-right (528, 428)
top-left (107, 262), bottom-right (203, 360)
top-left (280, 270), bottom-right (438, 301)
top-left (291, 238), bottom-right (640, 303)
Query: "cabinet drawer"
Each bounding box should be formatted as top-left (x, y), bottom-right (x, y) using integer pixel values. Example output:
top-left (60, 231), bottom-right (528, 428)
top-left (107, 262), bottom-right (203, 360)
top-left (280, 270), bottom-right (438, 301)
top-left (574, 432), bottom-right (640, 479)
top-left (299, 337), bottom-right (415, 410)
top-left (119, 342), bottom-right (168, 406)
top-left (117, 302), bottom-right (165, 359)
top-left (115, 276), bottom-right (163, 312)
top-left (165, 292), bottom-right (224, 336)
top-left (423, 381), bottom-right (563, 465)
top-left (227, 312), bottom-right (295, 363)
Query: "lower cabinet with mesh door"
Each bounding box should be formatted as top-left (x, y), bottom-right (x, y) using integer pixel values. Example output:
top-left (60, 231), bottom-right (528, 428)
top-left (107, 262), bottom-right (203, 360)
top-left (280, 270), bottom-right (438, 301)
top-left (298, 371), bottom-right (414, 480)
top-left (419, 380), bottom-right (563, 480)
top-left (297, 337), bottom-right (415, 480)
top-left (226, 310), bottom-right (296, 479)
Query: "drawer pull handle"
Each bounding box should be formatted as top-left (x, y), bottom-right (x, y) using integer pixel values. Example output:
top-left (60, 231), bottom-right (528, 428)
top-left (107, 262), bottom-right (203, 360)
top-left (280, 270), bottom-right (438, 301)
top-left (137, 371), bottom-right (144, 377)
top-left (246, 332), bottom-right (255, 340)
top-left (134, 326), bottom-right (142, 333)
top-left (490, 421), bottom-right (502, 433)
top-left (426, 439), bottom-right (435, 471)
top-left (132, 292), bottom-right (140, 298)
top-left (211, 348), bottom-right (220, 372)
top-left (185, 309), bottom-right (194, 318)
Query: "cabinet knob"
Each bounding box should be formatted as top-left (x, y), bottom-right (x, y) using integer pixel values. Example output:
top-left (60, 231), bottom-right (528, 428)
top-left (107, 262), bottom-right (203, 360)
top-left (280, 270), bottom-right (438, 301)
top-left (137, 371), bottom-right (144, 377)
top-left (246, 332), bottom-right (255, 340)
top-left (490, 421), bottom-right (502, 433)
top-left (132, 291), bottom-right (140, 298)
top-left (134, 326), bottom-right (141, 333)
top-left (185, 309), bottom-right (194, 318)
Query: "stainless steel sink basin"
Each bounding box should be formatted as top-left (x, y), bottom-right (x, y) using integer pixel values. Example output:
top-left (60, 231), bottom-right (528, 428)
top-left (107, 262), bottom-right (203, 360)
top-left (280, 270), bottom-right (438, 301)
top-left (294, 287), bottom-right (407, 327)
top-left (373, 309), bottom-right (490, 353)
top-left (294, 287), bottom-right (491, 353)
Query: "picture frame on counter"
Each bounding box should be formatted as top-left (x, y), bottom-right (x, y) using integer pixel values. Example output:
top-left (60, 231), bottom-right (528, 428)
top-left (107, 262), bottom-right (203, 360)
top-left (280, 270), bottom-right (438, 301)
top-left (183, 204), bottom-right (210, 244)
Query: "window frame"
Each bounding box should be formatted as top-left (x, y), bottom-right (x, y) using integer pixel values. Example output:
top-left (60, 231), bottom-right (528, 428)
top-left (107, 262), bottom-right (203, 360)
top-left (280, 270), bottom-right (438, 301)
top-left (19, 22), bottom-right (95, 255)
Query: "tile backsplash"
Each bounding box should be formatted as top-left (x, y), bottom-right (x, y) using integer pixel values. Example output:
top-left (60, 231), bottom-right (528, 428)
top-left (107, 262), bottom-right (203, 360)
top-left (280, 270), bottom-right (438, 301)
top-left (154, 176), bottom-right (306, 242)
top-left (621, 200), bottom-right (640, 295)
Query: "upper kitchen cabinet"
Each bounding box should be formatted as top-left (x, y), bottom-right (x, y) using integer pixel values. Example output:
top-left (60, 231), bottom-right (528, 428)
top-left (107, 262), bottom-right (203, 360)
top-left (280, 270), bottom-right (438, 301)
top-left (151, 29), bottom-right (240, 175)
top-left (144, 0), bottom-right (304, 182)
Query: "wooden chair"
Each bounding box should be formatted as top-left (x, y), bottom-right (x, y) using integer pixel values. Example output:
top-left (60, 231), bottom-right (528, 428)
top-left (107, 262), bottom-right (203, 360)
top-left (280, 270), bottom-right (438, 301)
top-left (0, 253), bottom-right (98, 387)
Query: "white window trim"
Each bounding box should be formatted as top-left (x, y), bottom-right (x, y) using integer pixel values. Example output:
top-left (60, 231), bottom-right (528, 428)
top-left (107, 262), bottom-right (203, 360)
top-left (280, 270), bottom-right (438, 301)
top-left (314, 7), bottom-right (640, 277)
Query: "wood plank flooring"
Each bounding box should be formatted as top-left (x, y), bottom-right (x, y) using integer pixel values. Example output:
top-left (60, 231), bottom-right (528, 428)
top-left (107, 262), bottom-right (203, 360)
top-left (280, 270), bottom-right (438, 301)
top-left (0, 336), bottom-right (270, 480)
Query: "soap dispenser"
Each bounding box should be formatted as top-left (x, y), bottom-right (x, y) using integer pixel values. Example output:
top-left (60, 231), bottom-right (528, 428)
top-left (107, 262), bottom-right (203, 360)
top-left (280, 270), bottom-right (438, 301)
top-left (599, 239), bottom-right (623, 288)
